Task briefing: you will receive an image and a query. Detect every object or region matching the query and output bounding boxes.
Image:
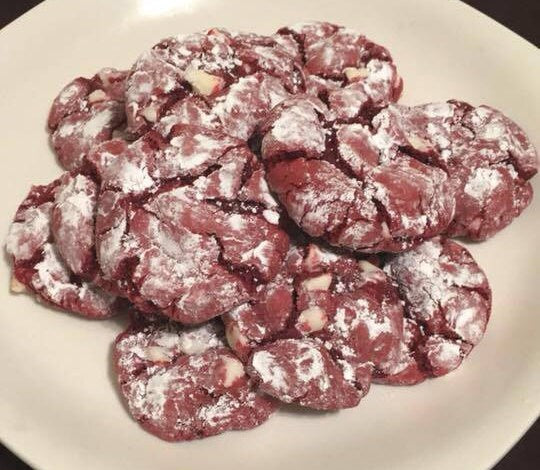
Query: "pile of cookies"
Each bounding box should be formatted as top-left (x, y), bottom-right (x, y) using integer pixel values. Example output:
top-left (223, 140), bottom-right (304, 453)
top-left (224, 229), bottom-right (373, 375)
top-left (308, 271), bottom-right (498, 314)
top-left (6, 22), bottom-right (537, 441)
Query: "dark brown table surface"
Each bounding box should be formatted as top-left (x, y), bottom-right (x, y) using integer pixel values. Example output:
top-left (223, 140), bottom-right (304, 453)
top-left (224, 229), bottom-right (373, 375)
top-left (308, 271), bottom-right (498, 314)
top-left (1, 1), bottom-right (538, 469)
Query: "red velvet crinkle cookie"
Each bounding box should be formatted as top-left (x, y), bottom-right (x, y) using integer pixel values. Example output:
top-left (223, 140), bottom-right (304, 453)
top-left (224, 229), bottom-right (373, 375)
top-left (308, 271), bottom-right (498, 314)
top-left (372, 101), bottom-right (538, 240)
top-left (6, 175), bottom-right (118, 318)
top-left (48, 68), bottom-right (128, 171)
top-left (375, 237), bottom-right (491, 385)
top-left (114, 319), bottom-right (277, 441)
top-left (89, 124), bottom-right (289, 324)
top-left (276, 22), bottom-right (402, 120)
top-left (125, 28), bottom-right (304, 139)
top-left (258, 96), bottom-right (455, 253)
top-left (227, 243), bottom-right (405, 409)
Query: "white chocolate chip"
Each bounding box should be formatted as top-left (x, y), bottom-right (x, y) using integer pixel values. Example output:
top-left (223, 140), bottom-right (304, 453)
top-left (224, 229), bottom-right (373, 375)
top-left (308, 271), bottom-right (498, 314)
top-left (296, 306), bottom-right (328, 333)
top-left (262, 209), bottom-right (280, 225)
top-left (358, 260), bottom-right (381, 273)
top-left (142, 103), bottom-right (159, 123)
top-left (222, 355), bottom-right (245, 387)
top-left (407, 134), bottom-right (432, 152)
top-left (144, 346), bottom-right (173, 362)
top-left (87, 89), bottom-right (107, 104)
top-left (178, 335), bottom-right (210, 355)
top-left (184, 67), bottom-right (225, 96)
top-left (302, 273), bottom-right (332, 291)
top-left (381, 221), bottom-right (390, 237)
top-left (10, 276), bottom-right (26, 294)
top-left (226, 323), bottom-right (249, 350)
top-left (344, 67), bottom-right (369, 81)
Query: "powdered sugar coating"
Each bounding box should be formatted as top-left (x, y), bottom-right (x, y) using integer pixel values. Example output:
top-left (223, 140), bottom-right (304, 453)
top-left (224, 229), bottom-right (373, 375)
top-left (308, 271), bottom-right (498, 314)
top-left (91, 125), bottom-right (289, 324)
top-left (372, 101), bottom-right (538, 240)
top-left (259, 96), bottom-right (455, 253)
top-left (210, 73), bottom-right (291, 140)
top-left (277, 22), bottom-right (402, 119)
top-left (152, 72), bottom-right (293, 142)
top-left (114, 319), bottom-right (277, 441)
top-left (249, 338), bottom-right (361, 410)
top-left (6, 178), bottom-right (117, 318)
top-left (51, 173), bottom-right (98, 278)
top-left (221, 245), bottom-right (304, 360)
top-left (229, 243), bottom-right (404, 407)
top-left (115, 319), bottom-right (227, 379)
top-left (372, 318), bottom-right (425, 385)
top-left (126, 28), bottom-right (304, 138)
top-left (222, 264), bottom-right (294, 361)
top-left (464, 105), bottom-right (538, 178)
top-left (48, 68), bottom-right (128, 171)
top-left (293, 244), bottom-right (403, 380)
top-left (377, 237), bottom-right (491, 384)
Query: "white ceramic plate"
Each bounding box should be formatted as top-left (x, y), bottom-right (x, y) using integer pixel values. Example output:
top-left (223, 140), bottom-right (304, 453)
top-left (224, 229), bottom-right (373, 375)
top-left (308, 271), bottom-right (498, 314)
top-left (1, 1), bottom-right (539, 469)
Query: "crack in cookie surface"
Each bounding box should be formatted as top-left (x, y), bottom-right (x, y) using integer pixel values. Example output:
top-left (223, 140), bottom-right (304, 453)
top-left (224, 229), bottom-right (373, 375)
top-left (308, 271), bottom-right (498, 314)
top-left (372, 101), bottom-right (538, 240)
top-left (276, 22), bottom-right (402, 119)
top-left (6, 175), bottom-right (120, 318)
top-left (91, 124), bottom-right (289, 324)
top-left (48, 68), bottom-right (128, 171)
top-left (126, 28), bottom-right (305, 139)
top-left (114, 318), bottom-right (277, 441)
top-left (224, 243), bottom-right (405, 409)
top-left (375, 237), bottom-right (491, 385)
top-left (258, 96), bottom-right (455, 253)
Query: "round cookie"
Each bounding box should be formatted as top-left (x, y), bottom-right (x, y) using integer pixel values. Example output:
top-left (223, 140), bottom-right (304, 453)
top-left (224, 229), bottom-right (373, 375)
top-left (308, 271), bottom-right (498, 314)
top-left (375, 237), bottom-right (491, 385)
top-left (6, 176), bottom-right (119, 318)
top-left (226, 243), bottom-right (405, 409)
top-left (114, 318), bottom-right (277, 441)
top-left (89, 124), bottom-right (289, 324)
top-left (125, 28), bottom-right (304, 139)
top-left (258, 96), bottom-right (455, 252)
top-left (48, 68), bottom-right (128, 171)
top-left (372, 101), bottom-right (538, 240)
top-left (276, 21), bottom-right (403, 121)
